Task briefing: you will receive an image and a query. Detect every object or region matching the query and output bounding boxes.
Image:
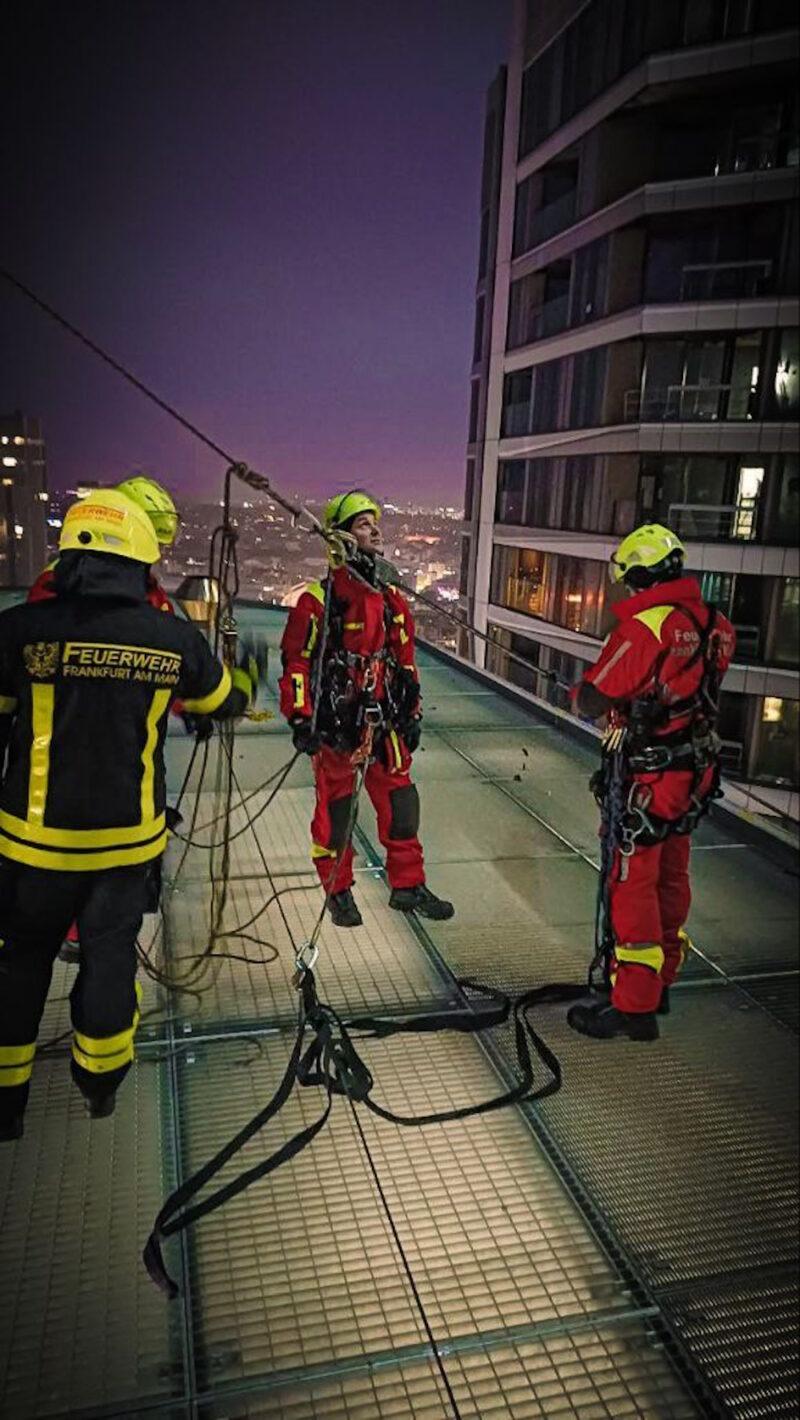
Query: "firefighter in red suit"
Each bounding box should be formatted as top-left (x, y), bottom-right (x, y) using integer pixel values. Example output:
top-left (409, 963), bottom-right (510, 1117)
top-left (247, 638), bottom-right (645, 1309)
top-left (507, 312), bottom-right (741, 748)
top-left (567, 524), bottom-right (735, 1041)
top-left (279, 491), bottom-right (454, 929)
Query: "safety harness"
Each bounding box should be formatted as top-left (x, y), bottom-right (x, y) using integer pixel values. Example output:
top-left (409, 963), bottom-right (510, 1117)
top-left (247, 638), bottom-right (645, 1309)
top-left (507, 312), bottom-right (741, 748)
top-left (590, 603), bottom-right (724, 987)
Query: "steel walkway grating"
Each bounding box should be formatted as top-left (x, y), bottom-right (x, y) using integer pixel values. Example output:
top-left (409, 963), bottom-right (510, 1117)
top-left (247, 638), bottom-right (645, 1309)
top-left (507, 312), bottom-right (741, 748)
top-left (195, 1319), bottom-right (701, 1419)
top-left (661, 1270), bottom-right (800, 1419)
top-left (0, 1057), bottom-right (182, 1420)
top-left (178, 1031), bottom-right (638, 1394)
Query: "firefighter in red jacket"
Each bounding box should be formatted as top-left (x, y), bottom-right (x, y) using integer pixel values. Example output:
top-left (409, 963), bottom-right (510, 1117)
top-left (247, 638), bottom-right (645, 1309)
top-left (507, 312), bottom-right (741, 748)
top-left (279, 491), bottom-right (454, 929)
top-left (567, 524), bottom-right (735, 1041)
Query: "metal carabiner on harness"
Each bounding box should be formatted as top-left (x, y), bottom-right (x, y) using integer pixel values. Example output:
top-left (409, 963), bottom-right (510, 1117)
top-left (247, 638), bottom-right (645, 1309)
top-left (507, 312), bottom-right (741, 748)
top-left (292, 940), bottom-right (320, 988)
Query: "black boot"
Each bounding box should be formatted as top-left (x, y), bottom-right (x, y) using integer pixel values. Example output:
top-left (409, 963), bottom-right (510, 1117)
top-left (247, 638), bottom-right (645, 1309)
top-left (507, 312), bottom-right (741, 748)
top-left (567, 1000), bottom-right (658, 1041)
top-left (327, 889), bottom-right (363, 929)
top-left (0, 1116), bottom-right (24, 1143)
top-left (389, 884), bottom-right (455, 920)
top-left (658, 986), bottom-right (670, 1016)
top-left (85, 1094), bottom-right (116, 1119)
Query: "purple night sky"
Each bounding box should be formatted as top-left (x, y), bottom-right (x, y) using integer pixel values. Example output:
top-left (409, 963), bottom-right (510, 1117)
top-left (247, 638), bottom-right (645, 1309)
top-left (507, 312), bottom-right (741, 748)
top-left (2, 2), bottom-right (510, 507)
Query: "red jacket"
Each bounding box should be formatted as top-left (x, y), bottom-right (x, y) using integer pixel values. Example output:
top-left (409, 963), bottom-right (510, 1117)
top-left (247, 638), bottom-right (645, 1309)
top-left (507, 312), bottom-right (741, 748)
top-left (279, 565), bottom-right (419, 722)
top-left (28, 562), bottom-right (175, 613)
top-left (576, 576), bottom-right (735, 731)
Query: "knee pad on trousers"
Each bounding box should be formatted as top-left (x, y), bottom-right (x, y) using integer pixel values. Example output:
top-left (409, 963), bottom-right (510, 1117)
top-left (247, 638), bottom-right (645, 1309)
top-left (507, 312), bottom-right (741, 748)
top-left (328, 794), bottom-right (357, 854)
top-left (389, 784), bottom-right (420, 840)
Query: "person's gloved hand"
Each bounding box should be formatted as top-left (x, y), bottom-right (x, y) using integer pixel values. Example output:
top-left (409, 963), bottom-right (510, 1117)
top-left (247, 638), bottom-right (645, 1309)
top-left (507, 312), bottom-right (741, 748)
top-left (291, 718), bottom-right (321, 755)
top-left (404, 718), bottom-right (422, 753)
top-left (180, 711), bottom-right (215, 740)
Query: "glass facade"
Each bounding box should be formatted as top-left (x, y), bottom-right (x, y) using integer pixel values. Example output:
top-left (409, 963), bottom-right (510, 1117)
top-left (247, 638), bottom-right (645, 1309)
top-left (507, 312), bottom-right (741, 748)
top-left (490, 544), bottom-right (608, 637)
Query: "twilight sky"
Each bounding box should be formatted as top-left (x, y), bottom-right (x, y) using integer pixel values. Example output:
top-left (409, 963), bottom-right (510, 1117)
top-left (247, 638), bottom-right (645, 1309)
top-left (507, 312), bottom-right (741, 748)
top-left (1, 1), bottom-right (510, 507)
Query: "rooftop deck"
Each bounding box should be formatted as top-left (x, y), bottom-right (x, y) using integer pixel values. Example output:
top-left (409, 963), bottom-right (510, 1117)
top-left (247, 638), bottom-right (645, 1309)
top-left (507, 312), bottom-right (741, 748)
top-left (1, 607), bottom-right (797, 1420)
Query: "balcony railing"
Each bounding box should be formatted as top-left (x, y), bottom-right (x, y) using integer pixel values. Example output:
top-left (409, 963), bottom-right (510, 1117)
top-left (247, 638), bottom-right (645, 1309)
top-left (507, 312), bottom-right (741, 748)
top-left (624, 381), bottom-right (757, 422)
top-left (528, 292), bottom-right (570, 342)
top-left (679, 259), bottom-right (773, 301)
top-left (667, 498), bottom-right (760, 541)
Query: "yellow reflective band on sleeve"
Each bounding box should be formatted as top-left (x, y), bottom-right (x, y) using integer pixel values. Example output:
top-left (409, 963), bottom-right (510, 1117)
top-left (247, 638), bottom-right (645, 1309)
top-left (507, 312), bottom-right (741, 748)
top-left (182, 664), bottom-right (232, 714)
top-left (291, 672), bottom-right (305, 710)
top-left (140, 689), bottom-right (171, 824)
top-left (633, 605), bottom-right (673, 642)
top-left (615, 944), bottom-right (665, 974)
top-left (0, 695), bottom-right (17, 715)
top-left (343, 622), bottom-right (364, 631)
top-left (28, 682), bottom-right (55, 826)
top-left (301, 617), bottom-right (319, 659)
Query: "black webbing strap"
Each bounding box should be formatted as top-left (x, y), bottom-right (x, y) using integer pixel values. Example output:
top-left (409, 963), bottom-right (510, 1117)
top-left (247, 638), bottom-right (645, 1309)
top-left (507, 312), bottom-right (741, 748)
top-left (143, 973), bottom-right (335, 1298)
top-left (142, 976), bottom-right (585, 1295)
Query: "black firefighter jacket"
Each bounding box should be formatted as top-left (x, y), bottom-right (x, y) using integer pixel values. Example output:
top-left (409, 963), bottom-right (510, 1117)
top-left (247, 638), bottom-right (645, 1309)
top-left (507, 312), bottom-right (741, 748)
top-left (0, 553), bottom-right (247, 872)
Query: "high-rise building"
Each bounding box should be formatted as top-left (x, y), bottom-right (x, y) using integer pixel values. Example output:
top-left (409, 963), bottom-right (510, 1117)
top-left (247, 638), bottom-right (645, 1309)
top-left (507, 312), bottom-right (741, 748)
top-left (462, 0), bottom-right (799, 791)
top-left (0, 411), bottom-right (48, 587)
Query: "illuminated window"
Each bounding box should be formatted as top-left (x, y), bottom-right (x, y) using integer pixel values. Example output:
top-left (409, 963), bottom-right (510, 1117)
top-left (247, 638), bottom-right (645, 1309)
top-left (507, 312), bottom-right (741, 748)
top-left (2, 456), bottom-right (18, 467)
top-left (762, 697), bottom-right (783, 722)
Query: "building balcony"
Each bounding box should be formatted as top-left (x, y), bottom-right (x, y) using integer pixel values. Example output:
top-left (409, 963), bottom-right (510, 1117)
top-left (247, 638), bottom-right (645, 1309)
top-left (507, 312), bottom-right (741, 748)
top-left (666, 498), bottom-right (760, 542)
top-left (624, 381), bottom-right (758, 422)
top-left (678, 258), bottom-right (774, 302)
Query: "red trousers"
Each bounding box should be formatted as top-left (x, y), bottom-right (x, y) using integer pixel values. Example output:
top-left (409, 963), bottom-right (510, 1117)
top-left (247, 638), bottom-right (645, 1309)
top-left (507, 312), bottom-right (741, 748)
top-left (607, 768), bottom-right (708, 1014)
top-left (310, 743), bottom-right (425, 893)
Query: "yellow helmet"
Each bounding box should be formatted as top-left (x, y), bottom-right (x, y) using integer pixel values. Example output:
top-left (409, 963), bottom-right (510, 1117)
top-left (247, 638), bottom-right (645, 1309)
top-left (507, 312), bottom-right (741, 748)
top-left (60, 489), bottom-right (160, 564)
top-left (609, 523), bottom-right (685, 585)
top-left (117, 476), bottom-right (179, 545)
top-left (323, 490), bottom-right (382, 531)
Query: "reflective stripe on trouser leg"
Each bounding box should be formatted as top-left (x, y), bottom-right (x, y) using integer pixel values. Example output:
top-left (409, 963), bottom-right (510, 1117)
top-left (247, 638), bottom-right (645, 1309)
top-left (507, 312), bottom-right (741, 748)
top-left (71, 981), bottom-right (142, 1098)
top-left (610, 944), bottom-right (666, 1014)
top-left (365, 760), bottom-right (425, 890)
top-left (0, 1042), bottom-right (36, 1121)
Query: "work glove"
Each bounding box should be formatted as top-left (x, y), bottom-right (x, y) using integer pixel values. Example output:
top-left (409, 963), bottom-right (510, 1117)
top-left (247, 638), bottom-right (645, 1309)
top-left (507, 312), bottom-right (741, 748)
top-left (404, 718), bottom-right (422, 754)
top-left (291, 718), bottom-right (321, 756)
top-left (180, 711), bottom-right (215, 741)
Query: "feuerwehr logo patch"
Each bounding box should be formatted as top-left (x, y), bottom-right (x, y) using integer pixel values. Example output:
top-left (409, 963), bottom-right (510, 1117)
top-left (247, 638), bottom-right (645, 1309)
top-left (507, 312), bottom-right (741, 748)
top-left (23, 642), bottom-right (60, 679)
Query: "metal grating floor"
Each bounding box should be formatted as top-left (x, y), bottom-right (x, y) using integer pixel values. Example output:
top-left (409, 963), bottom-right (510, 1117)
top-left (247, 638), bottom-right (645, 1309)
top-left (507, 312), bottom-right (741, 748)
top-left (2, 612), bottom-right (798, 1419)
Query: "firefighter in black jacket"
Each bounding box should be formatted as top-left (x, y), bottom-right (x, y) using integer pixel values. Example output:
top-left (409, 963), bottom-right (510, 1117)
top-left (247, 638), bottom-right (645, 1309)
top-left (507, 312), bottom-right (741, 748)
top-left (0, 490), bottom-right (255, 1140)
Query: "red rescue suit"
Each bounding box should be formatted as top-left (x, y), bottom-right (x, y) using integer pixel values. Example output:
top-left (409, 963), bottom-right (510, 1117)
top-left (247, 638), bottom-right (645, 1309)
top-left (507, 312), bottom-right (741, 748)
top-left (279, 565), bottom-right (425, 894)
top-left (575, 576), bottom-right (734, 1013)
top-left (29, 563), bottom-right (175, 613)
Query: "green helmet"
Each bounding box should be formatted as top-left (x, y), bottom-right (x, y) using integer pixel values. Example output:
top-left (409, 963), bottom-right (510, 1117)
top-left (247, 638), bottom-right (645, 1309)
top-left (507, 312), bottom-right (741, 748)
top-left (322, 490), bottom-right (382, 531)
top-left (117, 476), bottom-right (179, 546)
top-left (609, 523), bottom-right (686, 585)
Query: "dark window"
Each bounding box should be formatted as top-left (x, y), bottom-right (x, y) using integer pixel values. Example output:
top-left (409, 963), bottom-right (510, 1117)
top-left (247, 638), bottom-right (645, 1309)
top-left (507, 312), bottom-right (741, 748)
top-left (571, 239), bottom-right (608, 325)
top-left (569, 347), bottom-right (607, 427)
top-left (562, 457), bottom-right (595, 530)
top-left (502, 370), bottom-right (533, 438)
top-left (531, 359), bottom-right (563, 434)
top-left (773, 578), bottom-right (799, 667)
top-left (464, 459), bottom-right (475, 521)
top-left (496, 462), bottom-right (526, 523)
top-left (468, 381), bottom-right (480, 443)
top-left (459, 539), bottom-right (471, 597)
top-left (771, 455), bottom-right (799, 542)
top-left (525, 458), bottom-right (553, 527)
top-left (473, 297), bottom-right (485, 365)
